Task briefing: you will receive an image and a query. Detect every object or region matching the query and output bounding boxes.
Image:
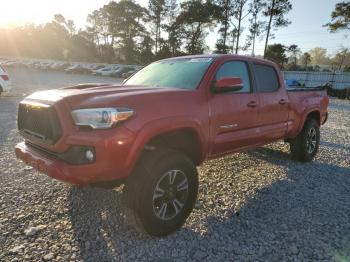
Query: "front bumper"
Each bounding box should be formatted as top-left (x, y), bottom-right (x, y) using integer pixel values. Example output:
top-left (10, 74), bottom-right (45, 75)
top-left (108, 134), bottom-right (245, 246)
top-left (15, 142), bottom-right (83, 185)
top-left (15, 127), bottom-right (136, 185)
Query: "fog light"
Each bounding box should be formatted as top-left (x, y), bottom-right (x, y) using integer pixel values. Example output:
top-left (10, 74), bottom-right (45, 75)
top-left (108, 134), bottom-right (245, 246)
top-left (85, 150), bottom-right (94, 161)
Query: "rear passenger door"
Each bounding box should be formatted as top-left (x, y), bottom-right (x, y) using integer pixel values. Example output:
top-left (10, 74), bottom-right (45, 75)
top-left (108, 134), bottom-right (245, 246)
top-left (253, 63), bottom-right (289, 141)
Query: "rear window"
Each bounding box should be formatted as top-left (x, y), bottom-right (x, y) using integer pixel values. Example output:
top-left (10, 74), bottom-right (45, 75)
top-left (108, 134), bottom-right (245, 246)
top-left (253, 64), bottom-right (279, 92)
top-left (0, 65), bottom-right (5, 72)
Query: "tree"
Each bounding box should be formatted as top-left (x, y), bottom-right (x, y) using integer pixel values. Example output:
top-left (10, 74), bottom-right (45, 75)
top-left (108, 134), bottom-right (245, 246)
top-left (233, 0), bottom-right (250, 54)
top-left (176, 0), bottom-right (219, 54)
top-left (309, 47), bottom-right (328, 65)
top-left (139, 35), bottom-right (155, 64)
top-left (105, 0), bottom-right (149, 63)
top-left (149, 0), bottom-right (167, 54)
top-left (164, 0), bottom-right (182, 56)
top-left (87, 8), bottom-right (112, 49)
top-left (215, 0), bottom-right (235, 53)
top-left (68, 30), bottom-right (98, 61)
top-left (287, 44), bottom-right (300, 65)
top-left (332, 48), bottom-right (350, 71)
top-left (41, 15), bottom-right (71, 59)
top-left (301, 52), bottom-right (311, 69)
top-left (264, 43), bottom-right (287, 68)
top-left (262, 0), bottom-right (292, 58)
top-left (325, 2), bottom-right (350, 32)
top-left (245, 0), bottom-right (265, 56)
top-left (66, 20), bottom-right (76, 36)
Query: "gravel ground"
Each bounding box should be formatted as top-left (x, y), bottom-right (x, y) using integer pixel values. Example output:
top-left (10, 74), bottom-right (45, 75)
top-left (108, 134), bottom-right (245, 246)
top-left (1, 68), bottom-right (349, 261)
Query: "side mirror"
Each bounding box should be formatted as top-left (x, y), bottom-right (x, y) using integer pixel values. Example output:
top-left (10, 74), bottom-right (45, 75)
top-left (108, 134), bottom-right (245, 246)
top-left (212, 77), bottom-right (244, 93)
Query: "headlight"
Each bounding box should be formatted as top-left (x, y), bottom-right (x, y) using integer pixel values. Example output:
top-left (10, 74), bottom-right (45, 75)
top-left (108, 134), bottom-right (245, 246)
top-left (71, 107), bottom-right (134, 129)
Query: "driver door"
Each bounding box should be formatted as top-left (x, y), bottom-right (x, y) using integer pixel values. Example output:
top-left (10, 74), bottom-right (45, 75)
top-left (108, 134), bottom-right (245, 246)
top-left (209, 60), bottom-right (260, 156)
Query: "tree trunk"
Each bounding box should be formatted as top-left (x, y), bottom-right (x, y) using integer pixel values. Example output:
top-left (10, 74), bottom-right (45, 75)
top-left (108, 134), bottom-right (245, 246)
top-left (338, 50), bottom-right (348, 71)
top-left (192, 24), bottom-right (202, 54)
top-left (235, 2), bottom-right (243, 54)
top-left (251, 15), bottom-right (257, 56)
top-left (223, 0), bottom-right (229, 53)
top-left (155, 23), bottom-right (159, 54)
top-left (264, 0), bottom-right (275, 58)
top-left (232, 31), bottom-right (236, 53)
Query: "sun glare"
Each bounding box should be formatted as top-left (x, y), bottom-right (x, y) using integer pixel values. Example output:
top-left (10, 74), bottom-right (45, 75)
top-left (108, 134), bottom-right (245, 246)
top-left (0, 0), bottom-right (109, 28)
top-left (0, 1), bottom-right (54, 27)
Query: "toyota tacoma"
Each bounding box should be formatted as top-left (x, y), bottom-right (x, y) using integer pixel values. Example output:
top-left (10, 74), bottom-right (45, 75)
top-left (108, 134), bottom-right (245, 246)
top-left (15, 55), bottom-right (329, 236)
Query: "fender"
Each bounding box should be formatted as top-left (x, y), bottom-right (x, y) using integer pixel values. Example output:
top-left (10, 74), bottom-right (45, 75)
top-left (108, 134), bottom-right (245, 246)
top-left (124, 116), bottom-right (208, 173)
top-left (295, 107), bottom-right (321, 136)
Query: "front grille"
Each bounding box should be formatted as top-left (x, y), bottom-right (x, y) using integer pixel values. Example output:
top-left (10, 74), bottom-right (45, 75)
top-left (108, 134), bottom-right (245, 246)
top-left (18, 102), bottom-right (62, 144)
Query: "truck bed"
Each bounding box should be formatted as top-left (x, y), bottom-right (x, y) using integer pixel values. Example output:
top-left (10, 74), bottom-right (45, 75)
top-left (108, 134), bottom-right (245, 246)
top-left (286, 86), bottom-right (326, 92)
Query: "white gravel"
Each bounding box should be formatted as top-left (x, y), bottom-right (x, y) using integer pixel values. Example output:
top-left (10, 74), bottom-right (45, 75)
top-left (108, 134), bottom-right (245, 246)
top-left (0, 68), bottom-right (349, 261)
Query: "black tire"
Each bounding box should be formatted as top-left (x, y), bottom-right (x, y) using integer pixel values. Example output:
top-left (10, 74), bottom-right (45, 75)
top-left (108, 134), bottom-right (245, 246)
top-left (123, 148), bottom-right (198, 237)
top-left (346, 88), bottom-right (350, 100)
top-left (290, 118), bottom-right (320, 162)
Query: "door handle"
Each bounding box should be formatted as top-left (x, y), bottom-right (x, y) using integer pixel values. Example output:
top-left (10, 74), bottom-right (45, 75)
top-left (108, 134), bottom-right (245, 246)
top-left (279, 99), bottom-right (287, 105)
top-left (247, 101), bottom-right (257, 108)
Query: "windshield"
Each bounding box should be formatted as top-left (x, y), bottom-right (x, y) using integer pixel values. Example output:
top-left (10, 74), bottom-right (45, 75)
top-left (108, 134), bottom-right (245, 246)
top-left (124, 58), bottom-right (213, 90)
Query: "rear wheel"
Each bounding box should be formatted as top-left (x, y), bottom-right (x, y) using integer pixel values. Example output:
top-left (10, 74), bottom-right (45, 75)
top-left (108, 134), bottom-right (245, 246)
top-left (123, 149), bottom-right (198, 237)
top-left (290, 119), bottom-right (320, 162)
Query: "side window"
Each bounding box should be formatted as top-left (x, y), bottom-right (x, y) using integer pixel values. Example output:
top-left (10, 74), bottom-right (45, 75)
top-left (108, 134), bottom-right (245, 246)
top-left (253, 64), bottom-right (279, 92)
top-left (215, 61), bottom-right (251, 93)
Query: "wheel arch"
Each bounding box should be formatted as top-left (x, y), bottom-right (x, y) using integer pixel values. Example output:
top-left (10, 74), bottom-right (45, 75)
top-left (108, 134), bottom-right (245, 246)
top-left (305, 110), bottom-right (321, 126)
top-left (125, 119), bottom-right (207, 174)
top-left (144, 128), bottom-right (203, 165)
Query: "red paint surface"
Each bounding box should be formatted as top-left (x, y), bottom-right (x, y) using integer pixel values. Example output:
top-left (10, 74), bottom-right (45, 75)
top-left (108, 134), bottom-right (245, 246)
top-left (15, 55), bottom-right (329, 185)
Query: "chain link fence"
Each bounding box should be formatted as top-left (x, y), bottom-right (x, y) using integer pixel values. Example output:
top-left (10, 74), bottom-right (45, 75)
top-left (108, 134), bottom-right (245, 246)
top-left (283, 71), bottom-right (350, 89)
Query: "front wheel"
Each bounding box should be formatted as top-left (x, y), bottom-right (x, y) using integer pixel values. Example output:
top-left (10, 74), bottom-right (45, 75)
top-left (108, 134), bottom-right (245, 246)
top-left (290, 119), bottom-right (320, 162)
top-left (123, 149), bottom-right (198, 237)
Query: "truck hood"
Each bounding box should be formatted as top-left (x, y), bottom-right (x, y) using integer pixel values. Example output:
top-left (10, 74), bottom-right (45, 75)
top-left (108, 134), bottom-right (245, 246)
top-left (25, 83), bottom-right (194, 109)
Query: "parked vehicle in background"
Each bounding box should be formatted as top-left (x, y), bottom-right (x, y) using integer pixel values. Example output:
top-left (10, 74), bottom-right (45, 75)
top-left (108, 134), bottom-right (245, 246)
top-left (53, 62), bottom-right (71, 71)
top-left (0, 65), bottom-right (11, 95)
top-left (122, 66), bottom-right (143, 78)
top-left (15, 54), bottom-right (329, 237)
top-left (122, 70), bottom-right (136, 78)
top-left (92, 66), bottom-right (121, 76)
top-left (110, 66), bottom-right (135, 78)
top-left (65, 64), bottom-right (91, 74)
top-left (88, 64), bottom-right (105, 71)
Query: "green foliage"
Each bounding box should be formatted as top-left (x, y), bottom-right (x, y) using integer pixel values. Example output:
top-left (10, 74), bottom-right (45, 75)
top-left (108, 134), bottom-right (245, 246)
top-left (149, 0), bottom-right (167, 54)
top-left (0, 17), bottom-right (97, 61)
top-left (139, 35), bottom-right (155, 64)
top-left (264, 43), bottom-right (287, 68)
top-left (163, 0), bottom-right (182, 56)
top-left (176, 0), bottom-right (220, 54)
top-left (214, 0), bottom-right (236, 53)
top-left (245, 0), bottom-right (266, 56)
top-left (287, 44), bottom-right (301, 65)
top-left (262, 0), bottom-right (292, 57)
top-left (0, 0), bottom-right (297, 64)
top-left (301, 52), bottom-right (311, 68)
top-left (325, 2), bottom-right (350, 32)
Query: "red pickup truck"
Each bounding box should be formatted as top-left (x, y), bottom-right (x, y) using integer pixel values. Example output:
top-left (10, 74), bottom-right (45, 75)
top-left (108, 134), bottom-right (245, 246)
top-left (15, 55), bottom-right (329, 236)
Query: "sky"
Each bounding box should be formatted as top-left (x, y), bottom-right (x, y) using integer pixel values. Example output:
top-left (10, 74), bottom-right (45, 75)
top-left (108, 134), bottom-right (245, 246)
top-left (1, 0), bottom-right (349, 56)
